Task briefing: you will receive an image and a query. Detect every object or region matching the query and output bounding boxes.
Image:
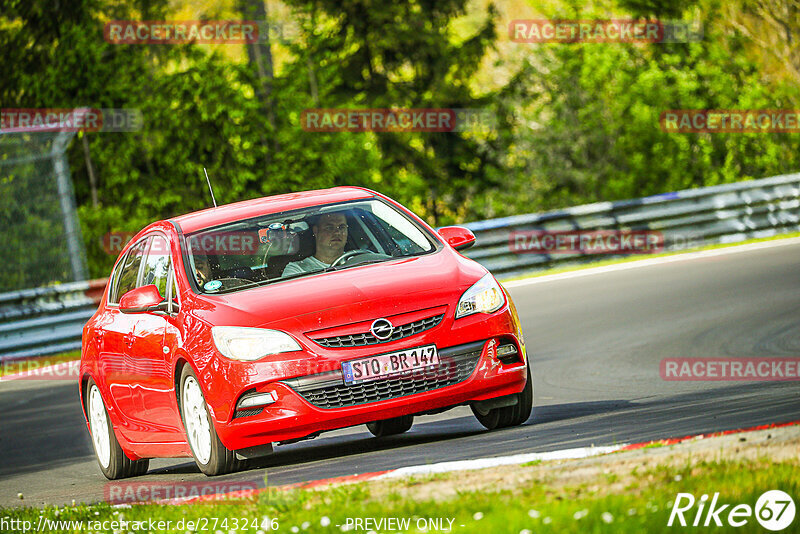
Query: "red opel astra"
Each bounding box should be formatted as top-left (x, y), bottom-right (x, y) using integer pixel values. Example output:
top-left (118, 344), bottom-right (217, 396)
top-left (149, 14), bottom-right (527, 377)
top-left (80, 187), bottom-right (531, 479)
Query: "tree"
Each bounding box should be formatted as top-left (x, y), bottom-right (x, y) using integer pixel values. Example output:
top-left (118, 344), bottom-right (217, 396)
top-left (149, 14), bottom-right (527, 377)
top-left (277, 0), bottom-right (510, 225)
top-left (494, 0), bottom-right (800, 212)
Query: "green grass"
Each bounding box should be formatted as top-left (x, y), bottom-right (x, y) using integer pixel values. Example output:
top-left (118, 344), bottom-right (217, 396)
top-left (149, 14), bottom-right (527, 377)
top-left (2, 457), bottom-right (796, 533)
top-left (0, 350), bottom-right (80, 377)
top-left (500, 231), bottom-right (800, 283)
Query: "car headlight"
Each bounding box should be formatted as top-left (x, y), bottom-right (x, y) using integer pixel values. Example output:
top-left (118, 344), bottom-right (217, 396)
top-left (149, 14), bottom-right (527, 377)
top-left (211, 327), bottom-right (302, 361)
top-left (455, 273), bottom-right (505, 318)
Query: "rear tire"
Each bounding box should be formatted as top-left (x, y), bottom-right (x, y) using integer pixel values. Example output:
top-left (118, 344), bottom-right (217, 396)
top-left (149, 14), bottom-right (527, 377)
top-left (472, 363), bottom-right (533, 430)
top-left (86, 379), bottom-right (149, 480)
top-left (179, 366), bottom-right (244, 476)
top-left (366, 415), bottom-right (414, 437)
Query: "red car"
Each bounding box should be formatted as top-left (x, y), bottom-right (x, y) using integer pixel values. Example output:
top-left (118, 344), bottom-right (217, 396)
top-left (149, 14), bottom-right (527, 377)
top-left (80, 187), bottom-right (532, 479)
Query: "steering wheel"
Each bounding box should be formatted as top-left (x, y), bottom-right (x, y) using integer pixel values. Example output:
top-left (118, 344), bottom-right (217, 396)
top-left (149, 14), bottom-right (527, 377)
top-left (329, 249), bottom-right (373, 268)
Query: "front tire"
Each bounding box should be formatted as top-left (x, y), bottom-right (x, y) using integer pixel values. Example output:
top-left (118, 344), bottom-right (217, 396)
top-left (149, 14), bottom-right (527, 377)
top-left (471, 363), bottom-right (533, 430)
top-left (366, 415), bottom-right (414, 437)
top-left (179, 366), bottom-right (243, 476)
top-left (86, 379), bottom-right (149, 479)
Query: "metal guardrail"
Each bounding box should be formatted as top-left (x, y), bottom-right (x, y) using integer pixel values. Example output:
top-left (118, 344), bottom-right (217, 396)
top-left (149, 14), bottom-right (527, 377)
top-left (1, 173), bottom-right (799, 362)
top-left (461, 172), bottom-right (800, 278)
top-left (0, 280), bottom-right (105, 362)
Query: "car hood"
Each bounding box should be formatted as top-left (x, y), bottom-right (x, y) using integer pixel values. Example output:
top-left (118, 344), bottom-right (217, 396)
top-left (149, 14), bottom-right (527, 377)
top-left (190, 250), bottom-right (486, 335)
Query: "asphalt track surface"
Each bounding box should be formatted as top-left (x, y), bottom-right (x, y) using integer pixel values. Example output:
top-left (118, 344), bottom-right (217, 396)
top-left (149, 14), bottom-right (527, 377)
top-left (1, 241), bottom-right (798, 507)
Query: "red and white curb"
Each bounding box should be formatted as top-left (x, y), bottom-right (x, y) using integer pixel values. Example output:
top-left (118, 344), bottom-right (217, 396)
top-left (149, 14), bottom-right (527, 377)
top-left (373, 445), bottom-right (621, 479)
top-left (143, 446), bottom-right (621, 506)
top-left (136, 419), bottom-right (800, 506)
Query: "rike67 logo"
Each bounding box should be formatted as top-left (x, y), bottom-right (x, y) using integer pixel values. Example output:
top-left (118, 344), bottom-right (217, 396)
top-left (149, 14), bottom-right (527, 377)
top-left (668, 490), bottom-right (795, 531)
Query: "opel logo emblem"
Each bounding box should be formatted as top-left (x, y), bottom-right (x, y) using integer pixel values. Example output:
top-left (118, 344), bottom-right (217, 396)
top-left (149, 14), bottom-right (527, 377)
top-left (370, 318), bottom-right (394, 340)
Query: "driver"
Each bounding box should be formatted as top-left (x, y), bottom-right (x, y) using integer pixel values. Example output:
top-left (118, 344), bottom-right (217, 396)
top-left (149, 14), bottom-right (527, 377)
top-left (282, 212), bottom-right (349, 276)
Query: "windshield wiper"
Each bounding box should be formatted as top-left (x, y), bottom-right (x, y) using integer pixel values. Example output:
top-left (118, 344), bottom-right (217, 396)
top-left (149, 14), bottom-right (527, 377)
top-left (323, 258), bottom-right (392, 272)
top-left (256, 269), bottom-right (325, 286)
top-left (208, 256), bottom-right (403, 293)
top-left (213, 270), bottom-right (320, 292)
top-left (212, 278), bottom-right (265, 294)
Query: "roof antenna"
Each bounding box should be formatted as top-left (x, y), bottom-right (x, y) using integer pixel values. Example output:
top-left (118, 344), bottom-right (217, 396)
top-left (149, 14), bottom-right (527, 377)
top-left (203, 167), bottom-right (217, 208)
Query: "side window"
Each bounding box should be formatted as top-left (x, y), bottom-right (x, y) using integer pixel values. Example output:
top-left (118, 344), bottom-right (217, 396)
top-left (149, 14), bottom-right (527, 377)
top-left (141, 235), bottom-right (172, 299)
top-left (346, 212), bottom-right (383, 253)
top-left (383, 224), bottom-right (416, 254)
top-left (371, 201), bottom-right (433, 253)
top-left (112, 239), bottom-right (148, 303)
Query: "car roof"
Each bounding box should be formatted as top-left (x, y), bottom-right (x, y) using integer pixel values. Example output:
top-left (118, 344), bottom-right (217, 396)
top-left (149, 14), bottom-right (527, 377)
top-left (170, 186), bottom-right (376, 233)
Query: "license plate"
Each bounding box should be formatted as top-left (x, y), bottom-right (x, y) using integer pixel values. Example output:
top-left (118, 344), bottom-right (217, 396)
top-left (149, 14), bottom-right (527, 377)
top-left (342, 345), bottom-right (439, 385)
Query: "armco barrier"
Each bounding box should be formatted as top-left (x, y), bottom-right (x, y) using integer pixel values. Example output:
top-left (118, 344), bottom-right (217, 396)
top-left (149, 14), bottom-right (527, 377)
top-left (1, 173), bottom-right (799, 361)
top-left (461, 172), bottom-right (800, 278)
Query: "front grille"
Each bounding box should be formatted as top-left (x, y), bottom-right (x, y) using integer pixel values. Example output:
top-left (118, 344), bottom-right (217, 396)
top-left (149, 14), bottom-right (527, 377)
top-left (312, 314), bottom-right (445, 348)
top-left (281, 340), bottom-right (484, 409)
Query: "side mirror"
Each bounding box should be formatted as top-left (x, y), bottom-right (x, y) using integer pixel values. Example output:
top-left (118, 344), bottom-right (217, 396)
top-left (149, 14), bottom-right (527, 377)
top-left (119, 285), bottom-right (168, 314)
top-left (437, 226), bottom-right (476, 251)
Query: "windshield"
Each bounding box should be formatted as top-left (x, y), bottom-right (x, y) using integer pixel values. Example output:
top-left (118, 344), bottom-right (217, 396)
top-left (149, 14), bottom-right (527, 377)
top-left (183, 198), bottom-right (438, 294)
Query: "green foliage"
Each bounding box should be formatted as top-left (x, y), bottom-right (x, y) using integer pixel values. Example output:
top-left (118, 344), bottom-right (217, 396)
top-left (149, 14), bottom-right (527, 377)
top-left (482, 0), bottom-right (800, 215)
top-left (278, 0), bottom-right (509, 224)
top-left (1, 0), bottom-right (799, 282)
